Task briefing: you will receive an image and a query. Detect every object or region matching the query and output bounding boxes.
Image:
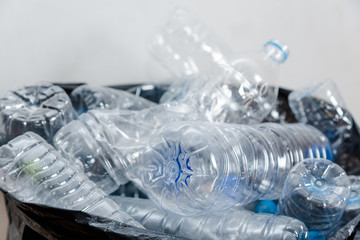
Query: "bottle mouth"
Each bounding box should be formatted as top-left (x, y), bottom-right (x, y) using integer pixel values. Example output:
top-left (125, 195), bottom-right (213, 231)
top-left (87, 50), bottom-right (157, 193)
top-left (263, 40), bottom-right (289, 63)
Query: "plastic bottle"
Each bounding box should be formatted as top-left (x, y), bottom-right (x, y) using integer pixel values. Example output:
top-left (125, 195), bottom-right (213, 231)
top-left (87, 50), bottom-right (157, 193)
top-left (0, 132), bottom-right (144, 229)
top-left (70, 85), bottom-right (157, 114)
top-left (140, 121), bottom-right (333, 216)
top-left (150, 9), bottom-right (288, 124)
top-left (170, 55), bottom-right (287, 124)
top-left (149, 8), bottom-right (227, 79)
top-left (278, 159), bottom-right (350, 237)
top-left (111, 197), bottom-right (308, 240)
top-left (53, 102), bottom-right (205, 194)
top-left (0, 83), bottom-right (77, 145)
top-left (288, 80), bottom-right (359, 173)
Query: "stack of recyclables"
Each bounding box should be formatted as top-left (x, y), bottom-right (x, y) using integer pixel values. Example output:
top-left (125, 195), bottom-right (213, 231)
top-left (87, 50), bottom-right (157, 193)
top-left (1, 8), bottom-right (360, 240)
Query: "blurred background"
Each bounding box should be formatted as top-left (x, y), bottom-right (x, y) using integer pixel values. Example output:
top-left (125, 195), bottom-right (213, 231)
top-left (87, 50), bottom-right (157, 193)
top-left (0, 0), bottom-right (360, 239)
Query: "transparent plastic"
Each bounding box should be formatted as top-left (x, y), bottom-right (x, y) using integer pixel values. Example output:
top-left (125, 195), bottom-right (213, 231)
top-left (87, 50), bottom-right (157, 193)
top-left (141, 121), bottom-right (333, 216)
top-left (0, 132), bottom-right (144, 229)
top-left (0, 83), bottom-right (77, 145)
top-left (167, 61), bottom-right (285, 124)
top-left (70, 85), bottom-right (156, 114)
top-left (279, 159), bottom-right (350, 236)
top-left (150, 8), bottom-right (289, 124)
top-left (53, 102), bottom-right (205, 194)
top-left (149, 8), bottom-right (227, 79)
top-left (288, 80), bottom-right (353, 158)
top-left (113, 197), bottom-right (309, 240)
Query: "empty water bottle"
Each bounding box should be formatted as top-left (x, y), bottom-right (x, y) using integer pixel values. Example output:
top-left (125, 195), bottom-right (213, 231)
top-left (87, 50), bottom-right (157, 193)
top-left (0, 132), bottom-right (144, 229)
top-left (112, 197), bottom-right (308, 240)
top-left (70, 85), bottom-right (156, 114)
top-left (0, 83), bottom-right (77, 145)
top-left (159, 42), bottom-right (288, 124)
top-left (53, 102), bottom-right (205, 194)
top-left (279, 159), bottom-right (350, 237)
top-left (149, 8), bottom-right (227, 79)
top-left (150, 9), bottom-right (289, 124)
top-left (141, 121), bottom-right (333, 216)
top-left (288, 80), bottom-right (360, 174)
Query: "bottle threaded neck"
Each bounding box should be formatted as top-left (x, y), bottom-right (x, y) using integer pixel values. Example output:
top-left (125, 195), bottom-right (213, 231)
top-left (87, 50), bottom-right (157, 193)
top-left (263, 39), bottom-right (289, 63)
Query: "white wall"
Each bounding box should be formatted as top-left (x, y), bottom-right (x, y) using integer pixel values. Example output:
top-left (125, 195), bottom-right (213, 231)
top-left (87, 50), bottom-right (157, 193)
top-left (0, 0), bottom-right (359, 121)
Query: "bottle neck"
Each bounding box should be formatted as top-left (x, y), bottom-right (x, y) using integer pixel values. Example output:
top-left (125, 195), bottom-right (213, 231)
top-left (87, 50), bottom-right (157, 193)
top-left (263, 40), bottom-right (289, 64)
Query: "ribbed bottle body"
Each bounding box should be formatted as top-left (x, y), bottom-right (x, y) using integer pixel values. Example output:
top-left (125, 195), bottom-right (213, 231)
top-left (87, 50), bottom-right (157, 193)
top-left (141, 121), bottom-right (332, 216)
top-left (0, 132), bottom-right (143, 228)
top-left (113, 197), bottom-right (308, 240)
top-left (53, 103), bottom-right (205, 193)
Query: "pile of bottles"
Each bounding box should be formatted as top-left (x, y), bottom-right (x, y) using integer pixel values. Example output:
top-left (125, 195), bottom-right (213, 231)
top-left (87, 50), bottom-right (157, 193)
top-left (1, 8), bottom-right (360, 240)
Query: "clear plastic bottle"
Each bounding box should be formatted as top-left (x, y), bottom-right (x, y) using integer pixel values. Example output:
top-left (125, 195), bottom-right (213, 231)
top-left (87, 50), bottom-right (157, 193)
top-left (70, 85), bottom-right (157, 114)
top-left (288, 80), bottom-right (355, 164)
top-left (227, 39), bottom-right (288, 123)
top-left (141, 121), bottom-right (333, 216)
top-left (150, 9), bottom-right (288, 124)
top-left (278, 159), bottom-right (350, 237)
top-left (53, 102), bottom-right (205, 194)
top-left (174, 57), bottom-right (286, 124)
top-left (112, 197), bottom-right (308, 240)
top-left (0, 132), bottom-right (144, 229)
top-left (0, 83), bottom-right (77, 145)
top-left (149, 8), bottom-right (227, 79)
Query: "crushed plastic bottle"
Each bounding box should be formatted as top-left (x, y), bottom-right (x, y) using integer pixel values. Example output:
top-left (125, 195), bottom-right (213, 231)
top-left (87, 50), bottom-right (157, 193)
top-left (149, 8), bottom-right (227, 79)
top-left (159, 41), bottom-right (289, 124)
top-left (53, 102), bottom-right (205, 194)
top-left (70, 85), bottom-right (157, 114)
top-left (279, 159), bottom-right (350, 237)
top-left (288, 80), bottom-right (360, 174)
top-left (150, 8), bottom-right (289, 124)
top-left (141, 121), bottom-right (332, 216)
top-left (0, 132), bottom-right (144, 229)
top-left (0, 83), bottom-right (77, 145)
top-left (112, 197), bottom-right (309, 240)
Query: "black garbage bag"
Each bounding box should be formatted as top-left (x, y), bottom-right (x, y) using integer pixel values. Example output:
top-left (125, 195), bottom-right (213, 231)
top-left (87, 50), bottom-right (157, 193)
top-left (3, 190), bottom-right (183, 240)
